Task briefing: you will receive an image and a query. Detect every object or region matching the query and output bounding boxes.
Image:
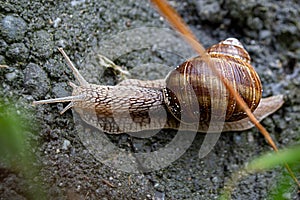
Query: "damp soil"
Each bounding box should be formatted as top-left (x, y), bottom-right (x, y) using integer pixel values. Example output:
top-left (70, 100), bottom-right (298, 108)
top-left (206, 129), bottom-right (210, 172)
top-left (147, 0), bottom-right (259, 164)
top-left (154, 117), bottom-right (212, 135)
top-left (1, 0), bottom-right (300, 199)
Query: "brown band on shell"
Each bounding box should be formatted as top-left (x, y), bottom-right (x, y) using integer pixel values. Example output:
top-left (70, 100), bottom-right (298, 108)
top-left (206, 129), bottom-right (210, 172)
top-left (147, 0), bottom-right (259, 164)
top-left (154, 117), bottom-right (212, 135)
top-left (163, 39), bottom-right (262, 123)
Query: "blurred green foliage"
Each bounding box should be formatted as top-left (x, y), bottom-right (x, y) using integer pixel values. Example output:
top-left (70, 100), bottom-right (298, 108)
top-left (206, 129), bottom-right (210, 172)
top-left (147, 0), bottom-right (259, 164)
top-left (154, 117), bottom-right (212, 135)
top-left (247, 146), bottom-right (300, 171)
top-left (0, 103), bottom-right (30, 166)
top-left (0, 100), bottom-right (46, 199)
top-left (219, 145), bottom-right (300, 200)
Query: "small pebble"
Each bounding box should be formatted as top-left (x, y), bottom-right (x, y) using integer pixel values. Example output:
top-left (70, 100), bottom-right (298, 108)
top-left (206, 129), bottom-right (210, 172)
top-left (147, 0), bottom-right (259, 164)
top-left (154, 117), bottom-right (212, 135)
top-left (23, 63), bottom-right (50, 98)
top-left (0, 55), bottom-right (6, 65)
top-left (211, 176), bottom-right (219, 183)
top-left (52, 82), bottom-right (70, 98)
top-left (71, 0), bottom-right (86, 7)
top-left (195, 1), bottom-right (223, 23)
top-left (52, 17), bottom-right (61, 28)
top-left (247, 17), bottom-right (263, 30)
top-left (233, 135), bottom-right (242, 144)
top-left (62, 139), bottom-right (71, 150)
top-left (259, 30), bottom-right (272, 40)
top-left (31, 30), bottom-right (54, 58)
top-left (1, 15), bottom-right (27, 43)
top-left (6, 43), bottom-right (29, 62)
top-left (5, 71), bottom-right (17, 81)
top-left (0, 40), bottom-right (8, 54)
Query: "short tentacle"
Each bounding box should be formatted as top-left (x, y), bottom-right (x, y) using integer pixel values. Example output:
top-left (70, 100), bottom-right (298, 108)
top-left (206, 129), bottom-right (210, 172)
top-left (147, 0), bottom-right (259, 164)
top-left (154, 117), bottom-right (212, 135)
top-left (60, 102), bottom-right (75, 114)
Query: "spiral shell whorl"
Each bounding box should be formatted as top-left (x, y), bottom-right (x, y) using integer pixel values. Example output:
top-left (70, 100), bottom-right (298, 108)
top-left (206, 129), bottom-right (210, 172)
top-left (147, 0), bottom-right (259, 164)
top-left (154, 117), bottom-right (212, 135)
top-left (163, 38), bottom-right (262, 124)
top-left (207, 38), bottom-right (251, 63)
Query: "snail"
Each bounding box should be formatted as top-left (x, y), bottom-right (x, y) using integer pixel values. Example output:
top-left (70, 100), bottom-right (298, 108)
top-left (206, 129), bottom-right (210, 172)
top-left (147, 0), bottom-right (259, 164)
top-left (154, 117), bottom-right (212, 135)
top-left (33, 38), bottom-right (284, 134)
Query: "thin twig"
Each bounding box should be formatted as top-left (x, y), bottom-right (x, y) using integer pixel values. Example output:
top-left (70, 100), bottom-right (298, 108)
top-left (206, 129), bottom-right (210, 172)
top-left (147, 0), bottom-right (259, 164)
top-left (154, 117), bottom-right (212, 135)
top-left (102, 179), bottom-right (116, 188)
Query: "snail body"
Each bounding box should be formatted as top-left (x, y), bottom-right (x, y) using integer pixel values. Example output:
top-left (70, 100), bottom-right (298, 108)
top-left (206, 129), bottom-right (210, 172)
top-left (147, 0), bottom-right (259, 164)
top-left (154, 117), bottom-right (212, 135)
top-left (33, 38), bottom-right (284, 134)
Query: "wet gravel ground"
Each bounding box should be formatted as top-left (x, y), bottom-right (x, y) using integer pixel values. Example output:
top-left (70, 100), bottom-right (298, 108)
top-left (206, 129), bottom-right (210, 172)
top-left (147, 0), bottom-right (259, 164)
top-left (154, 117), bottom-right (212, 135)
top-left (1, 0), bottom-right (300, 199)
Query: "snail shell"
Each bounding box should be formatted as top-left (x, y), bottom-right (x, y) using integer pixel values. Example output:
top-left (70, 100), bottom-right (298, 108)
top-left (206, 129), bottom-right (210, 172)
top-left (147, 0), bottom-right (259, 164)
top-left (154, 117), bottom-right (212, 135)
top-left (163, 38), bottom-right (262, 123)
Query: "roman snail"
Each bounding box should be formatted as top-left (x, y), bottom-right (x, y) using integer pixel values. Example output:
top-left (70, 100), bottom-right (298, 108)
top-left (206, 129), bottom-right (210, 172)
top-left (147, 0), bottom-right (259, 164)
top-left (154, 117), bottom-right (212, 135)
top-left (33, 38), bottom-right (284, 134)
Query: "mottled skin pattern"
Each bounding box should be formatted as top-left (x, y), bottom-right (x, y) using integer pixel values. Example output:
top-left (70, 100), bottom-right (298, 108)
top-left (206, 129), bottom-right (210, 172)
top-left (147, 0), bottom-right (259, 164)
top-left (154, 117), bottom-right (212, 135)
top-left (71, 83), bottom-right (168, 133)
top-left (33, 39), bottom-right (284, 134)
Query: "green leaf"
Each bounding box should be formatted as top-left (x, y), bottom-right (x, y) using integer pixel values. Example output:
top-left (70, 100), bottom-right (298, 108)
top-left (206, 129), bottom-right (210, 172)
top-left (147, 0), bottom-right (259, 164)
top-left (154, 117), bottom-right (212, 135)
top-left (247, 146), bottom-right (300, 172)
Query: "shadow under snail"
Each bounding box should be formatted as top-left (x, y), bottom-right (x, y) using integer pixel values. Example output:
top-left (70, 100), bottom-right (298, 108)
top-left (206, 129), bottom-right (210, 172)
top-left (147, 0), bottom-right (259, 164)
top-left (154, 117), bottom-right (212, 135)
top-left (33, 38), bottom-right (284, 134)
